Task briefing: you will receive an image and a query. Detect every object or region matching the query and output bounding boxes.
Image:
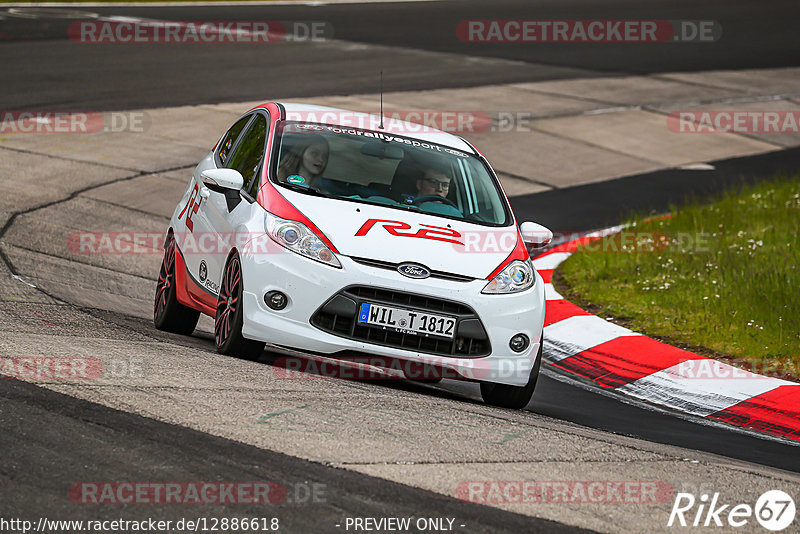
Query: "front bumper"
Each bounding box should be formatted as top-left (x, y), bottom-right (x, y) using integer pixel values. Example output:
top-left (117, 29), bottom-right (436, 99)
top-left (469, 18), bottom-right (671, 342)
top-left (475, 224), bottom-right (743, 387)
top-left (239, 245), bottom-right (546, 386)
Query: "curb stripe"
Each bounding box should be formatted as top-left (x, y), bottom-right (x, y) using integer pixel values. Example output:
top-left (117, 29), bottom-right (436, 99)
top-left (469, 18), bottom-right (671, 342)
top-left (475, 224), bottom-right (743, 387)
top-left (615, 362), bottom-right (786, 417)
top-left (544, 315), bottom-right (641, 362)
top-left (535, 234), bottom-right (800, 443)
top-left (550, 336), bottom-right (703, 389)
top-left (532, 252), bottom-right (572, 270)
top-left (708, 386), bottom-right (800, 440)
top-left (543, 299), bottom-right (590, 327)
top-left (543, 283), bottom-right (564, 301)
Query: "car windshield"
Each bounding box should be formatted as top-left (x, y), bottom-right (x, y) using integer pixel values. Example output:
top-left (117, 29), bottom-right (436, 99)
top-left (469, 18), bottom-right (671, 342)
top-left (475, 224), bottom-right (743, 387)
top-left (271, 121), bottom-right (510, 226)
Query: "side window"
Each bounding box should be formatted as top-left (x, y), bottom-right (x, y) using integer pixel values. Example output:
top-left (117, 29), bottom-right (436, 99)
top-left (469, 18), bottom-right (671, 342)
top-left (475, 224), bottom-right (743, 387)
top-left (217, 115), bottom-right (252, 166)
top-left (226, 114), bottom-right (268, 197)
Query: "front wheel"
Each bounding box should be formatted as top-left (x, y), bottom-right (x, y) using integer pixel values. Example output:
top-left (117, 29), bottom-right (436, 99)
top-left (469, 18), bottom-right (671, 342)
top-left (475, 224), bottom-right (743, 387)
top-left (480, 336), bottom-right (543, 409)
top-left (154, 234), bottom-right (200, 335)
top-left (215, 253), bottom-right (265, 360)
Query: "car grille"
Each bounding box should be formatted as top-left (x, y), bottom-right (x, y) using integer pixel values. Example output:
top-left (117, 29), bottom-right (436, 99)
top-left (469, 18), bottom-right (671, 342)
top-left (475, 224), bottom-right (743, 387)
top-left (310, 286), bottom-right (491, 357)
top-left (350, 257), bottom-right (475, 282)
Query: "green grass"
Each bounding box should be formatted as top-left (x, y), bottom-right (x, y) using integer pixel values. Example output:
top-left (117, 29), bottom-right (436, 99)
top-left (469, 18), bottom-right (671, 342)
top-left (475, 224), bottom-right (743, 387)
top-left (556, 176), bottom-right (800, 380)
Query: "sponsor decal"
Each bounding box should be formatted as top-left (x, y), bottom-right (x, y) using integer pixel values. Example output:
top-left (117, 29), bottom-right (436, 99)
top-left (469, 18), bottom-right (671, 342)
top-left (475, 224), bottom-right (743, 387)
top-left (177, 183), bottom-right (202, 232)
top-left (198, 260), bottom-right (207, 282)
top-left (287, 174), bottom-right (305, 184)
top-left (355, 219), bottom-right (464, 246)
top-left (283, 121), bottom-right (470, 156)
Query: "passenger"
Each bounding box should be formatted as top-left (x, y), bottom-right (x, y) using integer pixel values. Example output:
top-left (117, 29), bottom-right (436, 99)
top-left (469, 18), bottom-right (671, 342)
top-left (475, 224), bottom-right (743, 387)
top-left (277, 134), bottom-right (329, 185)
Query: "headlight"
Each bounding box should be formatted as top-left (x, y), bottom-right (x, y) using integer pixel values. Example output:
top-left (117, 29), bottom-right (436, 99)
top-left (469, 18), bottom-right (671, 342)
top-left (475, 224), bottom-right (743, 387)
top-left (482, 259), bottom-right (535, 294)
top-left (265, 212), bottom-right (341, 268)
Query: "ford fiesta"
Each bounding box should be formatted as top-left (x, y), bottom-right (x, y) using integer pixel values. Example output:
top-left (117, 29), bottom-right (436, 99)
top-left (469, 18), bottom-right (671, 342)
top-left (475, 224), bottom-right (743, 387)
top-left (154, 103), bottom-right (552, 409)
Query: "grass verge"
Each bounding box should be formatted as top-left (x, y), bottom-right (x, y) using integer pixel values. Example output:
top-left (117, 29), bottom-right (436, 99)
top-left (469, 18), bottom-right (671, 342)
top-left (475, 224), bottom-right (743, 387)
top-left (555, 176), bottom-right (800, 381)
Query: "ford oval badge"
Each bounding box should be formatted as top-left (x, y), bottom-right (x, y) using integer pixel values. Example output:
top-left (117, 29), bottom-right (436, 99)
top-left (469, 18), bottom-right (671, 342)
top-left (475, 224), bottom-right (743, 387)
top-left (398, 263), bottom-right (430, 279)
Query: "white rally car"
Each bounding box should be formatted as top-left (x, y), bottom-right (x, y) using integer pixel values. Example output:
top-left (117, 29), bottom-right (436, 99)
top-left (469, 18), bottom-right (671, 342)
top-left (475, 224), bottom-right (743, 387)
top-left (154, 103), bottom-right (552, 408)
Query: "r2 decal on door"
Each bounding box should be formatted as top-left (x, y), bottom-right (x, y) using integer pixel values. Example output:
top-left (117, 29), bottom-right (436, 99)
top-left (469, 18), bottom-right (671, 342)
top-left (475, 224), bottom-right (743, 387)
top-left (354, 219), bottom-right (463, 245)
top-left (178, 183), bottom-right (202, 231)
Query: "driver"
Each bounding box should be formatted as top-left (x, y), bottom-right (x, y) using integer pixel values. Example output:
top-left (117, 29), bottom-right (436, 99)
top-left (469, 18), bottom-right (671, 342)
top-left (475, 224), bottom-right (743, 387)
top-left (416, 169), bottom-right (451, 198)
top-left (407, 166), bottom-right (462, 217)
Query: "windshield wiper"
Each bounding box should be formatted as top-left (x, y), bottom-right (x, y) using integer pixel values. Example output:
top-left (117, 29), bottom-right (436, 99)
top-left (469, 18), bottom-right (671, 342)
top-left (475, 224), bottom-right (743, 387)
top-left (278, 182), bottom-right (333, 198)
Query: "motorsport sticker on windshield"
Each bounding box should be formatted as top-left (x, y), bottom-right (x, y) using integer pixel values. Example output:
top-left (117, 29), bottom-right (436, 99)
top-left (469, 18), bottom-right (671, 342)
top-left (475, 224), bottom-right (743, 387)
top-left (287, 175), bottom-right (305, 184)
top-left (284, 122), bottom-right (470, 157)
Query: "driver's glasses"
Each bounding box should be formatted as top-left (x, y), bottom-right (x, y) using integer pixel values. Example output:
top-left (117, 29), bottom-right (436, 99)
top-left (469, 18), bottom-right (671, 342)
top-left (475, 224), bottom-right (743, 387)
top-left (424, 178), bottom-right (450, 190)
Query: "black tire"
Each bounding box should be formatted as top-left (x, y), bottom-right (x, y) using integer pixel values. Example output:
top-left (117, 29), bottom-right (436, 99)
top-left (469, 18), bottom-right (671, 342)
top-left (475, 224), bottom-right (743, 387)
top-left (480, 336), bottom-right (543, 409)
top-left (215, 253), bottom-right (265, 360)
top-left (154, 234), bottom-right (200, 335)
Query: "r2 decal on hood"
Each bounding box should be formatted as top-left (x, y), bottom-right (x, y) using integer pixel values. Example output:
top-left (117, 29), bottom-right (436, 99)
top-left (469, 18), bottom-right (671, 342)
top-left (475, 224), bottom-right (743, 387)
top-left (354, 219), bottom-right (463, 245)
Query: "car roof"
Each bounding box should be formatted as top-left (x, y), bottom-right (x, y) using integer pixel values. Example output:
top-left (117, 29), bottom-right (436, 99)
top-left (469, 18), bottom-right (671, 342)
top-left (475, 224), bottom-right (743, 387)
top-left (257, 102), bottom-right (476, 154)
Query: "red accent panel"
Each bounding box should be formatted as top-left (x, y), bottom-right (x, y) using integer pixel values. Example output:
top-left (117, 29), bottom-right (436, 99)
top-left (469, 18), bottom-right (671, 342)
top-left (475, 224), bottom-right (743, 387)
top-left (539, 269), bottom-right (553, 283)
top-left (186, 275), bottom-right (218, 315)
top-left (173, 246), bottom-right (217, 317)
top-left (544, 299), bottom-right (591, 327)
top-left (550, 336), bottom-right (704, 389)
top-left (256, 106), bottom-right (339, 253)
top-left (486, 230), bottom-right (529, 280)
top-left (258, 183), bottom-right (340, 253)
top-left (709, 386), bottom-right (800, 441)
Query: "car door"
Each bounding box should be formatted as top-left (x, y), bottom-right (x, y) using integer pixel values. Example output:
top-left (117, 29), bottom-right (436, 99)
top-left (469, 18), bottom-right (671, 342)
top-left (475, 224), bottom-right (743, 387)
top-left (190, 111), bottom-right (270, 301)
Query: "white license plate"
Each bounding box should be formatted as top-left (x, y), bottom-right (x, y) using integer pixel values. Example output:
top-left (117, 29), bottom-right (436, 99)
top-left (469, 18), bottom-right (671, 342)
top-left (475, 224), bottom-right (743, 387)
top-left (357, 303), bottom-right (456, 339)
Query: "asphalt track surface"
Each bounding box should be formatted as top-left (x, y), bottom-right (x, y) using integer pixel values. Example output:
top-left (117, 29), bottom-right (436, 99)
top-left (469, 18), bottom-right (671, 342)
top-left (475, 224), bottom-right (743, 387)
top-left (0, 0), bottom-right (799, 110)
top-left (2, 1), bottom-right (800, 532)
top-left (1, 378), bottom-right (582, 533)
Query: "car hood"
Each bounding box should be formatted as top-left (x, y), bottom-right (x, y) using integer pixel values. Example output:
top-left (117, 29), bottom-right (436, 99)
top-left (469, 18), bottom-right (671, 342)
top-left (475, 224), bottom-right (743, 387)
top-left (280, 189), bottom-right (520, 279)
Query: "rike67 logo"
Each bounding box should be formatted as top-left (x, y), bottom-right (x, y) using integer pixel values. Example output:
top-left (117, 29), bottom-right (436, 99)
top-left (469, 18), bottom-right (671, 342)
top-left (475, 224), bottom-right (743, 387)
top-left (668, 490), bottom-right (796, 531)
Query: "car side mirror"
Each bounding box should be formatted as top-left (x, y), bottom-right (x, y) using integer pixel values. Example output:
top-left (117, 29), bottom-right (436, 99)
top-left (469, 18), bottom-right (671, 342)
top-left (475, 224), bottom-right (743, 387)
top-left (200, 168), bottom-right (245, 211)
top-left (201, 168), bottom-right (244, 191)
top-left (520, 221), bottom-right (552, 249)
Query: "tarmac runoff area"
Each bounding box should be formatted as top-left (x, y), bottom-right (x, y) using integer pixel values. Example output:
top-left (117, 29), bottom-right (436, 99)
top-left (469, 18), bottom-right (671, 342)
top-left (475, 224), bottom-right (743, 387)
top-left (1, 66), bottom-right (800, 533)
